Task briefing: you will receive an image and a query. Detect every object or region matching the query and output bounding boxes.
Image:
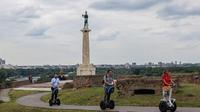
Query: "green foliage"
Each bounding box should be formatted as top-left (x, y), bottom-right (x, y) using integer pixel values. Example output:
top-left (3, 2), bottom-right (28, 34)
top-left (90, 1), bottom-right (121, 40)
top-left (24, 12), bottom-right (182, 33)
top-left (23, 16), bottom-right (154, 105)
top-left (0, 68), bottom-right (75, 85)
top-left (0, 69), bottom-right (9, 83)
top-left (37, 75), bottom-right (51, 83)
top-left (1, 66), bottom-right (200, 87)
top-left (96, 67), bottom-right (200, 76)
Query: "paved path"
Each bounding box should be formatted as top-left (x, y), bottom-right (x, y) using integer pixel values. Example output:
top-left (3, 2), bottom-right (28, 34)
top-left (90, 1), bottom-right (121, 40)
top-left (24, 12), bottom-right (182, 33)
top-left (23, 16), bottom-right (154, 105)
top-left (13, 87), bottom-right (52, 91)
top-left (16, 92), bottom-right (200, 112)
top-left (0, 89), bottom-right (10, 102)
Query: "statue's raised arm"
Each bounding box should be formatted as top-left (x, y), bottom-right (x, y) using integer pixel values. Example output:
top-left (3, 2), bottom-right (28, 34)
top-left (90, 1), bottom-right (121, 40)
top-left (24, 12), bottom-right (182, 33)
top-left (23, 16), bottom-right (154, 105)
top-left (82, 11), bottom-right (88, 28)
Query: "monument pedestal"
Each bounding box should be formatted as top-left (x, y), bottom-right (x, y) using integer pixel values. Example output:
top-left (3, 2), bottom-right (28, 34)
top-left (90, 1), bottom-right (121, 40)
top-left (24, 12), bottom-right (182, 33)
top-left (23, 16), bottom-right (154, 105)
top-left (77, 64), bottom-right (96, 76)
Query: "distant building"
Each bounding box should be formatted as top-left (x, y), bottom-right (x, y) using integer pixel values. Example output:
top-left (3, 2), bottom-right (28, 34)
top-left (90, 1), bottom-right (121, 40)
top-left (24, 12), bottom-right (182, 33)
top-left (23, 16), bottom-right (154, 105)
top-left (158, 62), bottom-right (163, 67)
top-left (0, 58), bottom-right (5, 65)
top-left (124, 63), bottom-right (131, 69)
top-left (175, 61), bottom-right (177, 65)
top-left (179, 61), bottom-right (182, 65)
top-left (148, 62), bottom-right (153, 66)
top-left (132, 62), bottom-right (137, 67)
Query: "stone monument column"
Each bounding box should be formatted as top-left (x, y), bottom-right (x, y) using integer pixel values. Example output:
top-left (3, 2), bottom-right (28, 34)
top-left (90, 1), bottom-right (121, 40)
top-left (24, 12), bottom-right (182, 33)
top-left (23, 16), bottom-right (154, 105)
top-left (81, 28), bottom-right (90, 65)
top-left (77, 11), bottom-right (96, 76)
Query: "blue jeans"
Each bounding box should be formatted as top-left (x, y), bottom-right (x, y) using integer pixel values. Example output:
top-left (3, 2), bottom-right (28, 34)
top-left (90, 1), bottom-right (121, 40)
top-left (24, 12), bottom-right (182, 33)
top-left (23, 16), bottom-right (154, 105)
top-left (104, 85), bottom-right (114, 102)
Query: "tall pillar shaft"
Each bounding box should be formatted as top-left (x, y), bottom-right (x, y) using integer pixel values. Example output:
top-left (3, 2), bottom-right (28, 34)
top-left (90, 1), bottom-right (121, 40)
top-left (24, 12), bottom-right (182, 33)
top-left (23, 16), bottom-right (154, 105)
top-left (82, 30), bottom-right (90, 65)
top-left (77, 28), bottom-right (95, 76)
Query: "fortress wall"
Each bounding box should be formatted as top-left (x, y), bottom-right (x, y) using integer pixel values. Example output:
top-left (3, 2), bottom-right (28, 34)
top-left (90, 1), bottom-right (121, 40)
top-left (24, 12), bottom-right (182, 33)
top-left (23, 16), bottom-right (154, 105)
top-left (116, 77), bottom-right (179, 96)
top-left (73, 75), bottom-right (104, 88)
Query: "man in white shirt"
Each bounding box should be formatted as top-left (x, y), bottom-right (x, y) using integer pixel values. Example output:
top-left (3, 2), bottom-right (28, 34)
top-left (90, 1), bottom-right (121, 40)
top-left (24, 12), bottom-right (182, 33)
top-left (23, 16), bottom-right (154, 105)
top-left (51, 74), bottom-right (60, 100)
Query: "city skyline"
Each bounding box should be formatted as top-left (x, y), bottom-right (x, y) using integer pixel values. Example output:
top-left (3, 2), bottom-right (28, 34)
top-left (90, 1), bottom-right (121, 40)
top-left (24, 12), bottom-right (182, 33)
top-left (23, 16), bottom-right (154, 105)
top-left (0, 0), bottom-right (200, 65)
top-left (1, 57), bottom-right (199, 66)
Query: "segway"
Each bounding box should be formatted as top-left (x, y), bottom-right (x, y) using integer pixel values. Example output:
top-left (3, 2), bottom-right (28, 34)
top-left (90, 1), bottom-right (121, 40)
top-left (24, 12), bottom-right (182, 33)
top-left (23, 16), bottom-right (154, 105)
top-left (100, 85), bottom-right (115, 110)
top-left (159, 84), bottom-right (177, 112)
top-left (49, 87), bottom-right (61, 106)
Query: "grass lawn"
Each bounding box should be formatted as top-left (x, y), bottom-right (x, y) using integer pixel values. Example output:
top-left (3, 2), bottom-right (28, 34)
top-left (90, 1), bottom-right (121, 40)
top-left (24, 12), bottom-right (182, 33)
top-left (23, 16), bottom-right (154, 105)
top-left (0, 90), bottom-right (93, 112)
top-left (42, 84), bottom-right (200, 107)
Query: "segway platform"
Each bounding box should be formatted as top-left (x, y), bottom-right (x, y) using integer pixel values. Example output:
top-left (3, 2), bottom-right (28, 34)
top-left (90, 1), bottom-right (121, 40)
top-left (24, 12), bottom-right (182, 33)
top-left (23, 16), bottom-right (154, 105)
top-left (159, 98), bottom-right (177, 112)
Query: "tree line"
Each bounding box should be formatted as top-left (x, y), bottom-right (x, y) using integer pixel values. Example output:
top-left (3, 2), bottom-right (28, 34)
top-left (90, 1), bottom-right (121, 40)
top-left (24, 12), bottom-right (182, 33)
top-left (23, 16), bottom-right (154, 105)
top-left (0, 66), bottom-right (200, 87)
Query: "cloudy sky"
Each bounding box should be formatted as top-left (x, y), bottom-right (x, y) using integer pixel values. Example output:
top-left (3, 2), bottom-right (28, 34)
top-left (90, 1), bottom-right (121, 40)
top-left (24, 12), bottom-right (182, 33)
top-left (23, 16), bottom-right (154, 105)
top-left (0, 0), bottom-right (200, 65)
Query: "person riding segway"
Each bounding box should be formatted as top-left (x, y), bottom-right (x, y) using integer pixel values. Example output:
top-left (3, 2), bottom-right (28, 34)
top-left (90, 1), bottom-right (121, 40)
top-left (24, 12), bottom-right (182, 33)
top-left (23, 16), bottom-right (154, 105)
top-left (49, 74), bottom-right (61, 106)
top-left (100, 69), bottom-right (115, 110)
top-left (159, 70), bottom-right (177, 112)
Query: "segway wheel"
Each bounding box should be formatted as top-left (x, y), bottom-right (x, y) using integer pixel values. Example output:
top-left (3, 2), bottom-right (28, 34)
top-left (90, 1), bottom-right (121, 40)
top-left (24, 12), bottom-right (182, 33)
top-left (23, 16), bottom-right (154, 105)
top-left (49, 99), bottom-right (53, 106)
top-left (56, 99), bottom-right (61, 105)
top-left (159, 101), bottom-right (167, 112)
top-left (109, 100), bottom-right (115, 109)
top-left (100, 100), bottom-right (106, 110)
top-left (170, 101), bottom-right (177, 112)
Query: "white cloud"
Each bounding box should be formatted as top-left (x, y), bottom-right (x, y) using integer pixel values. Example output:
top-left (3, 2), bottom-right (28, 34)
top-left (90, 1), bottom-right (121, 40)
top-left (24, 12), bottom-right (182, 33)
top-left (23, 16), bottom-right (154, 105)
top-left (90, 0), bottom-right (166, 11)
top-left (157, 0), bottom-right (200, 19)
top-left (0, 0), bottom-right (200, 65)
top-left (95, 29), bottom-right (120, 41)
